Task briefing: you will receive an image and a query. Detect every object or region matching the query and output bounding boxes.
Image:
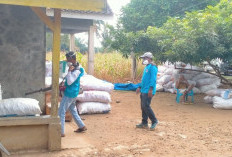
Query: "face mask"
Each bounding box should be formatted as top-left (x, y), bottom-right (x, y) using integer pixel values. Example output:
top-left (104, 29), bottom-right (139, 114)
top-left (67, 62), bottom-right (73, 67)
top-left (142, 60), bottom-right (149, 65)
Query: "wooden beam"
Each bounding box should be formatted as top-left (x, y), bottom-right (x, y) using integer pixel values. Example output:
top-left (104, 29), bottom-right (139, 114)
top-left (51, 9), bottom-right (61, 117)
top-left (31, 7), bottom-right (54, 31)
top-left (0, 0), bottom-right (106, 12)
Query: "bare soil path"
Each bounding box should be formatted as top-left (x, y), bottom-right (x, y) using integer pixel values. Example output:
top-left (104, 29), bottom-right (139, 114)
top-left (11, 91), bottom-right (232, 157)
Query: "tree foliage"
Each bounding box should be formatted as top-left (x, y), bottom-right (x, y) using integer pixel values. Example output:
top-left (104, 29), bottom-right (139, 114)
top-left (120, 0), bottom-right (220, 32)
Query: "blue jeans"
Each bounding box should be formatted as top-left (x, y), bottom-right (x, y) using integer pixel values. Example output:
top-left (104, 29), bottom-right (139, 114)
top-left (58, 95), bottom-right (85, 134)
top-left (140, 93), bottom-right (158, 124)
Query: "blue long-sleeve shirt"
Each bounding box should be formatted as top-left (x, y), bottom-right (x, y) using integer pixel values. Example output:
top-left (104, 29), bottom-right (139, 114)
top-left (139, 63), bottom-right (158, 95)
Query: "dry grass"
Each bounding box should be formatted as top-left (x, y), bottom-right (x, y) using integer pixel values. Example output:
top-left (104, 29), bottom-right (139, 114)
top-left (46, 52), bottom-right (144, 83)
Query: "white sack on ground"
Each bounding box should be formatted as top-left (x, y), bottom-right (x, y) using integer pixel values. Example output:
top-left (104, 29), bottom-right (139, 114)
top-left (158, 66), bottom-right (167, 73)
top-left (206, 89), bottom-right (225, 97)
top-left (199, 84), bottom-right (217, 93)
top-left (196, 78), bottom-right (216, 87)
top-left (80, 75), bottom-right (114, 93)
top-left (0, 98), bottom-right (41, 116)
top-left (164, 69), bottom-right (175, 75)
top-left (192, 87), bottom-right (201, 94)
top-left (157, 75), bottom-right (172, 85)
top-left (164, 88), bottom-right (175, 94)
top-left (213, 96), bottom-right (232, 109)
top-left (163, 81), bottom-right (174, 89)
top-left (77, 102), bottom-right (111, 114)
top-left (192, 73), bottom-right (216, 81)
top-left (77, 91), bottom-right (111, 103)
top-left (187, 80), bottom-right (196, 86)
top-left (156, 84), bottom-right (164, 92)
top-left (204, 96), bottom-right (213, 104)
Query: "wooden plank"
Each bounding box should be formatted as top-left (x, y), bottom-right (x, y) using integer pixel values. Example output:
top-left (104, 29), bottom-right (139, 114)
top-left (51, 9), bottom-right (61, 117)
top-left (0, 116), bottom-right (59, 126)
top-left (31, 7), bottom-right (54, 31)
top-left (0, 0), bottom-right (106, 12)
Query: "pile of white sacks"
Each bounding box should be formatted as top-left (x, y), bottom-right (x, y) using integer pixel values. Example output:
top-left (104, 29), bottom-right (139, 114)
top-left (156, 62), bottom-right (221, 94)
top-left (76, 75), bottom-right (114, 114)
top-left (157, 62), bottom-right (232, 109)
top-left (204, 89), bottom-right (232, 109)
top-left (45, 61), bottom-right (114, 114)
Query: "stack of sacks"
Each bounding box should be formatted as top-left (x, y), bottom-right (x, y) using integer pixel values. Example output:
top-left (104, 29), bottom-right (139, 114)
top-left (156, 62), bottom-right (221, 94)
top-left (204, 89), bottom-right (232, 109)
top-left (76, 75), bottom-right (114, 114)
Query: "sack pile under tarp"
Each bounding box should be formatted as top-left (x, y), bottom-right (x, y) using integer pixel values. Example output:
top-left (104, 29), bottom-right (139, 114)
top-left (76, 75), bottom-right (113, 114)
top-left (156, 62), bottom-right (221, 94)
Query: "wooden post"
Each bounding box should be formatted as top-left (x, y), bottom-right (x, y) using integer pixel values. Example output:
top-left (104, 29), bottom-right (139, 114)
top-left (69, 33), bottom-right (75, 51)
top-left (131, 51), bottom-right (137, 82)
top-left (88, 25), bottom-right (95, 75)
top-left (51, 9), bottom-right (61, 117)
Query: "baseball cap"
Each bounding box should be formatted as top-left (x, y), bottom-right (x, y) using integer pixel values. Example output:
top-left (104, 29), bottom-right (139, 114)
top-left (65, 51), bottom-right (76, 58)
top-left (140, 52), bottom-right (153, 59)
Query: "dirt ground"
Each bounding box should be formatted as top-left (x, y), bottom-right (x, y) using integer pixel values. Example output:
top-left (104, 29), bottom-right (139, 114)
top-left (11, 91), bottom-right (232, 157)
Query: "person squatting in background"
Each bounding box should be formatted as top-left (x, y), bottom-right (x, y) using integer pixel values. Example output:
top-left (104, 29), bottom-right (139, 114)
top-left (136, 52), bottom-right (158, 130)
top-left (59, 51), bottom-right (87, 137)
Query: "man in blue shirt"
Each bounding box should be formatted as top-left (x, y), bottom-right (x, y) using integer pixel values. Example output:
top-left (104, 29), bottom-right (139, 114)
top-left (59, 51), bottom-right (86, 137)
top-left (136, 52), bottom-right (158, 130)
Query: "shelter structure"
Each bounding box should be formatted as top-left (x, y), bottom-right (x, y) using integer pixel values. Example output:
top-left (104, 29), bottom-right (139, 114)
top-left (0, 0), bottom-right (112, 154)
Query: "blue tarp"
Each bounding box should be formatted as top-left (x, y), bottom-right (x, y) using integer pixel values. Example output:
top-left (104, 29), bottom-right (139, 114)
top-left (114, 83), bottom-right (140, 91)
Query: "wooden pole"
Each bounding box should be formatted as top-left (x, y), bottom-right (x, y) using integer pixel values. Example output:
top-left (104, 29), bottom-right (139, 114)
top-left (88, 25), bottom-right (95, 75)
top-left (131, 50), bottom-right (137, 82)
top-left (51, 9), bottom-right (61, 117)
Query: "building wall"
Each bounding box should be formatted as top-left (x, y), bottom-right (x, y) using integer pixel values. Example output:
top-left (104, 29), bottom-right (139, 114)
top-left (0, 5), bottom-right (46, 112)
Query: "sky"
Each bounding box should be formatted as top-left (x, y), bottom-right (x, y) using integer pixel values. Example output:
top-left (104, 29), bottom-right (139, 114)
top-left (75, 0), bottom-right (131, 47)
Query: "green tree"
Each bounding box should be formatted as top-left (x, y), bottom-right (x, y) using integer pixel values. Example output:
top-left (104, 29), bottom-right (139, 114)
top-left (146, 0), bottom-right (232, 86)
top-left (120, 0), bottom-right (220, 32)
top-left (75, 37), bottom-right (88, 53)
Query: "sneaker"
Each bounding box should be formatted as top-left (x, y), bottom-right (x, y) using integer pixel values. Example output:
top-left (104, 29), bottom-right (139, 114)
top-left (136, 123), bottom-right (148, 128)
top-left (150, 121), bottom-right (158, 130)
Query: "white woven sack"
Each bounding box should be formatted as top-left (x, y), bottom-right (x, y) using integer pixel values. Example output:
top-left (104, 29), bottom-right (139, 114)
top-left (199, 84), bottom-right (217, 93)
top-left (157, 75), bottom-right (172, 85)
top-left (192, 87), bottom-right (201, 94)
top-left (77, 102), bottom-right (111, 114)
top-left (205, 89), bottom-right (225, 97)
top-left (192, 73), bottom-right (215, 81)
top-left (77, 91), bottom-right (111, 103)
top-left (158, 66), bottom-right (167, 73)
top-left (213, 96), bottom-right (232, 109)
top-left (164, 68), bottom-right (175, 75)
top-left (80, 75), bottom-right (114, 93)
top-left (187, 80), bottom-right (196, 86)
top-left (204, 96), bottom-right (213, 104)
top-left (156, 84), bottom-right (164, 92)
top-left (0, 98), bottom-right (41, 116)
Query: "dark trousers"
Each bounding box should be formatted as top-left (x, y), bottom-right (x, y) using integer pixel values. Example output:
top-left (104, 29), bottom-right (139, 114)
top-left (140, 93), bottom-right (158, 124)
